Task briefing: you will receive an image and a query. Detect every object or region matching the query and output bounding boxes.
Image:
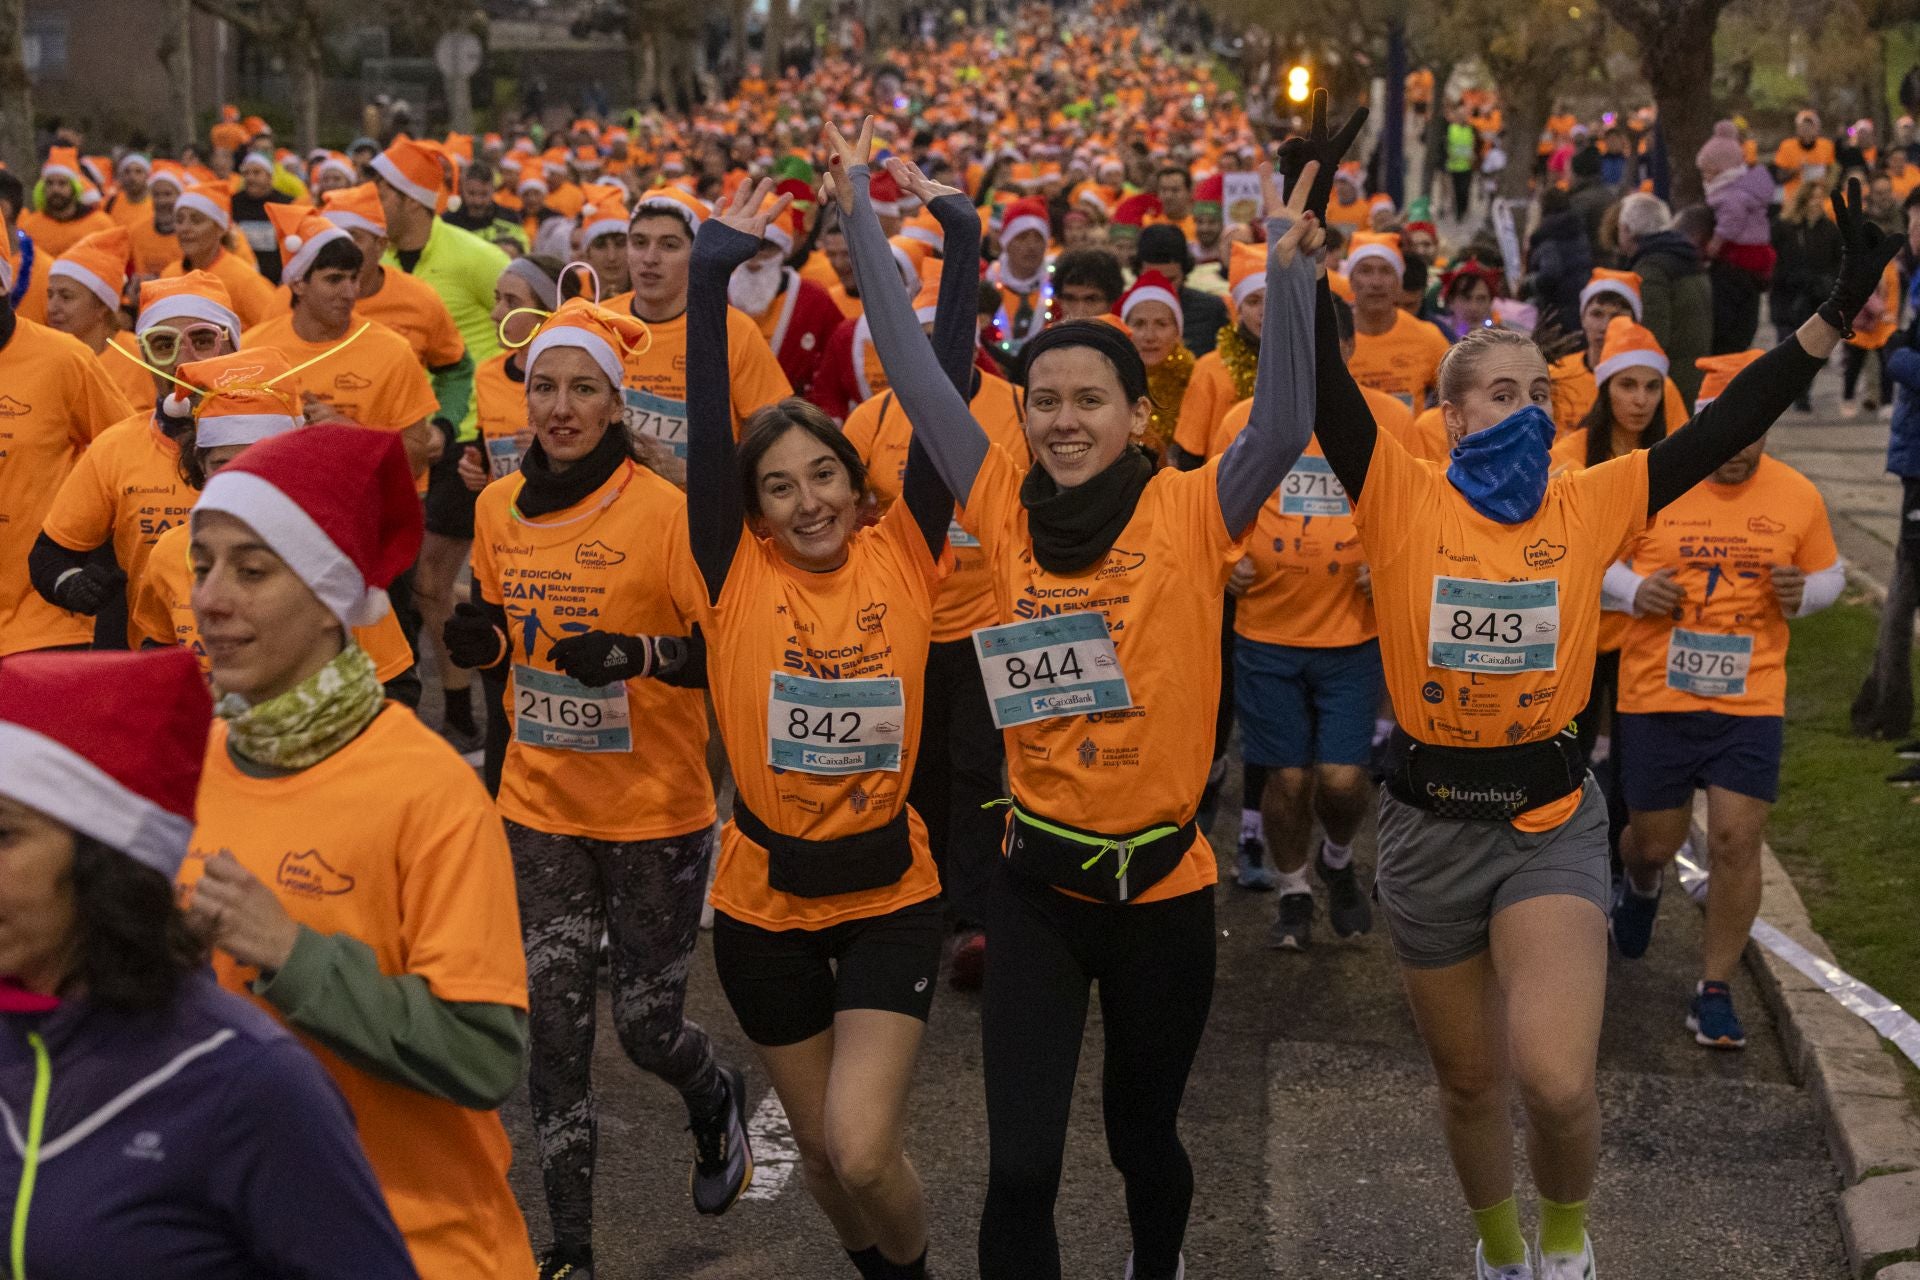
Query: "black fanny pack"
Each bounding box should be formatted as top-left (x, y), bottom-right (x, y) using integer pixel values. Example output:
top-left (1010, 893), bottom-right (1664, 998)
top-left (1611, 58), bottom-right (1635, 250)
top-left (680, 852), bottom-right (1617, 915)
top-left (1384, 726), bottom-right (1586, 822)
top-left (734, 801), bottom-right (913, 899)
top-left (1000, 801), bottom-right (1195, 904)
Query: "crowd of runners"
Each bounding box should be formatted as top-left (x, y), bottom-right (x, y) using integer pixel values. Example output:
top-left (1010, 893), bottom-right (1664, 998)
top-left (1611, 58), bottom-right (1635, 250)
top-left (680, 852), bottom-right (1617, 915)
top-left (1, 1), bottom-right (1909, 1277)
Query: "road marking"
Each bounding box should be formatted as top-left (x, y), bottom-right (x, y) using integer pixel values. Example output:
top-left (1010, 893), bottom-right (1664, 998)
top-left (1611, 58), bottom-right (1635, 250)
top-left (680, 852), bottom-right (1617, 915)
top-left (740, 1089), bottom-right (799, 1201)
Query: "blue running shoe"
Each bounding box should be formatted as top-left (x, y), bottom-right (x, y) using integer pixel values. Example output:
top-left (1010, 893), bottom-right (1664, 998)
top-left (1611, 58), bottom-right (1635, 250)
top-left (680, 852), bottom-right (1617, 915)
top-left (1688, 981), bottom-right (1747, 1049)
top-left (1608, 875), bottom-right (1660, 959)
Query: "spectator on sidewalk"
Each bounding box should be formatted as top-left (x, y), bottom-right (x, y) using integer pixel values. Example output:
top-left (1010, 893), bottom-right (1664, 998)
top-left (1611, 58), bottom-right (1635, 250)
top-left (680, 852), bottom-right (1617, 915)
top-left (1771, 181), bottom-right (1843, 411)
top-left (1524, 186), bottom-right (1593, 337)
top-left (1697, 121), bottom-right (1777, 353)
top-left (1620, 192), bottom-right (1712, 403)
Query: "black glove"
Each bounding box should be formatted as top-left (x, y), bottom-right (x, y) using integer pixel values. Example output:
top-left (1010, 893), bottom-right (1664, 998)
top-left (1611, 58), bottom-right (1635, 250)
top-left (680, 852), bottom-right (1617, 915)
top-left (52, 563), bottom-right (120, 616)
top-left (1277, 88), bottom-right (1369, 221)
top-left (443, 601), bottom-right (508, 670)
top-left (1820, 177), bottom-right (1904, 338)
top-left (547, 630), bottom-right (680, 687)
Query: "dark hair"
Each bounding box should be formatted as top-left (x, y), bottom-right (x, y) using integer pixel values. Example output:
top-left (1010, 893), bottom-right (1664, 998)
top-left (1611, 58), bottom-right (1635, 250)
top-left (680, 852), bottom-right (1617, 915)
top-left (306, 235), bottom-right (364, 277)
top-left (1155, 165), bottom-right (1193, 192)
top-left (0, 170), bottom-right (24, 220)
top-left (1136, 224), bottom-right (1194, 275)
top-left (1402, 256), bottom-right (1429, 293)
top-left (737, 398), bottom-right (868, 517)
top-left (1904, 187), bottom-right (1920, 214)
top-left (69, 835), bottom-right (206, 1011)
top-left (1019, 319), bottom-right (1150, 404)
top-left (976, 278), bottom-right (1002, 318)
top-left (1579, 369), bottom-right (1668, 467)
top-left (465, 158), bottom-right (496, 184)
top-left (1331, 295), bottom-right (1355, 345)
top-left (1052, 247), bottom-right (1126, 306)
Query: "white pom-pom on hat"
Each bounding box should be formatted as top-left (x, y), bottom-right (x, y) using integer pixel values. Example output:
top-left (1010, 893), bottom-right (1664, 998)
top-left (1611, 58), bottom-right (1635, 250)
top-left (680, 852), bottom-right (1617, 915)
top-left (163, 390), bottom-right (193, 418)
top-left (284, 234), bottom-right (304, 253)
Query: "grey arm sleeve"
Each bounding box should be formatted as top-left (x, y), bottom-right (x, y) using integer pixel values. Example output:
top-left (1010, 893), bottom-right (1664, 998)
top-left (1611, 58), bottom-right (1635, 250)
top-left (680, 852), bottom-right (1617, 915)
top-left (842, 165), bottom-right (990, 506)
top-left (1215, 218), bottom-right (1318, 536)
top-left (256, 925), bottom-right (528, 1110)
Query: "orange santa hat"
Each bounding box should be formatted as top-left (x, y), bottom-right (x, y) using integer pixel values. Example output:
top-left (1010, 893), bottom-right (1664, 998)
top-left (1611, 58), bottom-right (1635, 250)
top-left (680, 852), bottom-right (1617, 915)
top-left (1592, 316), bottom-right (1669, 385)
top-left (50, 227), bottom-right (134, 312)
top-left (370, 137), bottom-right (453, 212)
top-left (264, 203), bottom-right (353, 283)
top-left (525, 298), bottom-right (653, 388)
top-left (169, 348), bottom-right (304, 448)
top-left (1692, 349), bottom-right (1764, 410)
top-left (631, 185), bottom-right (709, 234)
top-left (1580, 267), bottom-right (1644, 321)
top-left (320, 183), bottom-right (388, 237)
top-left (1345, 230), bottom-right (1405, 276)
top-left (135, 271), bottom-right (243, 345)
top-left (1227, 239), bottom-right (1267, 310)
top-left (40, 146), bottom-right (84, 184)
top-left (175, 181), bottom-right (233, 230)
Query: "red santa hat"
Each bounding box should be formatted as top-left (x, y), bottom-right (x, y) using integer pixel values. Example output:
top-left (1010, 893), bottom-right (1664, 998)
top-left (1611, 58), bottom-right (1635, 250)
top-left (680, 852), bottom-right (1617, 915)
top-left (1193, 172), bottom-right (1225, 211)
top-left (193, 425), bottom-right (423, 629)
top-left (265, 202), bottom-right (353, 283)
top-left (1000, 195), bottom-right (1051, 247)
top-left (869, 168), bottom-right (903, 218)
top-left (1118, 269), bottom-right (1181, 326)
top-left (0, 648), bottom-right (212, 878)
top-left (1111, 191), bottom-right (1161, 229)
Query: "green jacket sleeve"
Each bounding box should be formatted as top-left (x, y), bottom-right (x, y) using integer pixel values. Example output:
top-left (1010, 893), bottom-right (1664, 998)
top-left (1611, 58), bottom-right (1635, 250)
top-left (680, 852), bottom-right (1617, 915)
top-left (430, 350), bottom-right (477, 440)
top-left (255, 925), bottom-right (528, 1110)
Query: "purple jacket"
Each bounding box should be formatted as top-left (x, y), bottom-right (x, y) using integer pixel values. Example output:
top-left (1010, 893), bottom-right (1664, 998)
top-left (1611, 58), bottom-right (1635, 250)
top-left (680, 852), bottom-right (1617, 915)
top-left (1, 971), bottom-right (417, 1279)
top-left (1705, 165), bottom-right (1776, 246)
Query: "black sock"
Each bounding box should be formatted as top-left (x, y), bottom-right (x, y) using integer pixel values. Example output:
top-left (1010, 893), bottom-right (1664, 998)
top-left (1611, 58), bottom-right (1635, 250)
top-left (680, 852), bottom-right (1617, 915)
top-left (543, 1240), bottom-right (592, 1271)
top-left (444, 687), bottom-right (476, 734)
top-left (847, 1246), bottom-right (886, 1279)
top-left (881, 1250), bottom-right (928, 1279)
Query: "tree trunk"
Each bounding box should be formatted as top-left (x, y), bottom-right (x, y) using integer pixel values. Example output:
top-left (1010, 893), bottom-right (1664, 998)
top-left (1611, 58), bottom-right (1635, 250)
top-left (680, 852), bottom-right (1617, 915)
top-left (729, 0), bottom-right (748, 80)
top-left (1612, 0), bottom-right (1725, 205)
top-left (161, 0), bottom-right (196, 150)
top-left (1498, 70), bottom-right (1553, 202)
top-left (636, 33), bottom-right (657, 108)
top-left (290, 17), bottom-right (321, 154)
top-left (766, 0), bottom-right (789, 74)
top-left (1383, 18), bottom-right (1407, 208)
top-left (0, 0), bottom-right (34, 172)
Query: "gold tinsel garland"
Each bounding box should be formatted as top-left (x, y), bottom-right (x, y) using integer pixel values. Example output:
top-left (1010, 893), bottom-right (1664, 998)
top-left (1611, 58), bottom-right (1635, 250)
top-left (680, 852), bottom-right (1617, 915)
top-left (1215, 323), bottom-right (1258, 403)
top-left (1143, 344), bottom-right (1196, 458)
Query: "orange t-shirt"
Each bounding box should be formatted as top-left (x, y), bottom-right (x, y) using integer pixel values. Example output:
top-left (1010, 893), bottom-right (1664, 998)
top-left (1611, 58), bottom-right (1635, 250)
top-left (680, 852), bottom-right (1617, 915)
top-left (180, 708), bottom-right (534, 1280)
top-left (1773, 136), bottom-right (1837, 204)
top-left (243, 314), bottom-right (439, 433)
top-left (471, 460), bottom-right (716, 841)
top-left (163, 248), bottom-right (279, 328)
top-left (596, 296), bottom-right (792, 459)
top-left (1233, 430), bottom-right (1375, 649)
top-left (1848, 262), bottom-right (1901, 350)
top-left (843, 373), bottom-right (1030, 643)
top-left (1207, 387), bottom-right (1419, 463)
top-left (828, 281), bottom-right (865, 320)
top-left (1891, 166), bottom-right (1920, 202)
top-left (1617, 455), bottom-right (1837, 719)
top-left (799, 250), bottom-right (841, 295)
top-left (131, 522), bottom-right (414, 680)
top-left (1351, 430), bottom-right (1649, 830)
top-left (262, 269), bottom-right (466, 371)
top-left (1171, 348), bottom-right (1242, 458)
top-left (1406, 407), bottom-right (1453, 463)
top-left (40, 412), bottom-right (189, 597)
top-left (695, 499), bottom-right (947, 930)
top-left (1326, 192), bottom-right (1372, 231)
top-left (99, 332), bottom-right (157, 414)
top-left (18, 207), bottom-right (115, 258)
top-left (472, 353), bottom-right (533, 481)
top-left (959, 445), bottom-right (1240, 902)
top-left (128, 215), bottom-right (179, 277)
top-left (0, 319), bottom-right (134, 655)
top-left (107, 193), bottom-right (152, 229)
top-left (1349, 309), bottom-right (1451, 410)
top-left (1549, 350), bottom-right (1691, 439)
top-left (1549, 426), bottom-right (1664, 653)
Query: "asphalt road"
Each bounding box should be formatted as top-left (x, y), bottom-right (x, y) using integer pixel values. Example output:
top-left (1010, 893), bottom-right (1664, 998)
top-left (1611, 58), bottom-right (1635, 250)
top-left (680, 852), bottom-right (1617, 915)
top-left (491, 772), bottom-right (1850, 1280)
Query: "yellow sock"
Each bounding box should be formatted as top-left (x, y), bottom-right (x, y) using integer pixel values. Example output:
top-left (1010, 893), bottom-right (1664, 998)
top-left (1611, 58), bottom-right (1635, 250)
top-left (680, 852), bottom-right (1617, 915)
top-left (1471, 1196), bottom-right (1527, 1268)
top-left (1539, 1197), bottom-right (1589, 1257)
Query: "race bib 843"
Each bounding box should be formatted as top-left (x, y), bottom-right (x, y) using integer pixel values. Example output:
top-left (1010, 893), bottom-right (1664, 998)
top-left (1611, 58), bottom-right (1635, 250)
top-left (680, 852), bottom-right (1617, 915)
top-left (1428, 577), bottom-right (1560, 672)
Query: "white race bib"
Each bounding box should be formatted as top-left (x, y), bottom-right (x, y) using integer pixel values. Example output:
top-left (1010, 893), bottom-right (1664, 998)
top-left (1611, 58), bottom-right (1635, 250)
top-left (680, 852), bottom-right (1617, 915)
top-left (767, 673), bottom-right (905, 774)
top-left (1428, 577), bottom-right (1560, 672)
top-left (1278, 455), bottom-right (1350, 517)
top-left (486, 433), bottom-right (528, 480)
top-left (623, 388), bottom-right (689, 458)
top-left (1666, 628), bottom-right (1754, 697)
top-left (948, 516), bottom-right (981, 549)
top-left (973, 610), bottom-right (1134, 729)
top-left (513, 664), bottom-right (632, 752)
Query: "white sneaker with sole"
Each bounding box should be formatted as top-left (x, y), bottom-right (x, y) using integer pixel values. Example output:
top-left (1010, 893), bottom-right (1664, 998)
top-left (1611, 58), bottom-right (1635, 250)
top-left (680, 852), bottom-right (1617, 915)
top-left (1475, 1242), bottom-right (1534, 1279)
top-left (1536, 1234), bottom-right (1596, 1280)
top-left (1124, 1252), bottom-right (1184, 1280)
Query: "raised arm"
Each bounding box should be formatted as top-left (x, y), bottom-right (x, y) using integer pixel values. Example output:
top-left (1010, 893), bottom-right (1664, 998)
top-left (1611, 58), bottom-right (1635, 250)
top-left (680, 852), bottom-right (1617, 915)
top-left (826, 120), bottom-right (990, 507)
top-left (1646, 179), bottom-right (1895, 514)
top-left (1215, 162), bottom-right (1322, 535)
top-left (687, 179), bottom-right (794, 603)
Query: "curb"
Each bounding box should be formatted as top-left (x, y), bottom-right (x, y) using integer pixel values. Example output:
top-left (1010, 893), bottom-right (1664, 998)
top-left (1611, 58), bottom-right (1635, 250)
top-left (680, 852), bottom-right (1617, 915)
top-left (1690, 801), bottom-right (1920, 1278)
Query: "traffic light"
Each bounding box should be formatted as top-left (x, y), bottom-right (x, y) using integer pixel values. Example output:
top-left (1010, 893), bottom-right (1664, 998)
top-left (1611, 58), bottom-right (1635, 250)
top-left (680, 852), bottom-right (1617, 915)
top-left (1287, 66), bottom-right (1311, 103)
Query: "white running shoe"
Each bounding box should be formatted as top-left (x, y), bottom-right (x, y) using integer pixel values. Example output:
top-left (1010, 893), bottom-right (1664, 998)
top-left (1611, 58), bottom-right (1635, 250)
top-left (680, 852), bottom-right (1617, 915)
top-left (1475, 1242), bottom-right (1534, 1280)
top-left (1536, 1234), bottom-right (1596, 1280)
top-left (1124, 1253), bottom-right (1185, 1280)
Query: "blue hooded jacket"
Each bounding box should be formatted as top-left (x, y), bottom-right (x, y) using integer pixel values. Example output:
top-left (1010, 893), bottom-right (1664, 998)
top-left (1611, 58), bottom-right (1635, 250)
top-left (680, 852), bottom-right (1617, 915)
top-left (1883, 271), bottom-right (1920, 478)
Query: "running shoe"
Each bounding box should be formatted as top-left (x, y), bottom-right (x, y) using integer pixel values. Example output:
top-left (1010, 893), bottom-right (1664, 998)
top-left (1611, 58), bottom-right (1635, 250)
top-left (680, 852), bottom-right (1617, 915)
top-left (1894, 739), bottom-right (1920, 760)
top-left (1687, 980), bottom-right (1748, 1049)
top-left (1474, 1242), bottom-right (1534, 1280)
top-left (1887, 761), bottom-right (1920, 786)
top-left (948, 929), bottom-right (986, 991)
top-left (1608, 875), bottom-right (1660, 959)
top-left (1235, 839), bottom-right (1279, 891)
top-left (689, 1065), bottom-right (754, 1214)
top-left (1269, 892), bottom-right (1314, 951)
top-left (537, 1245), bottom-right (594, 1280)
top-left (1316, 848), bottom-right (1373, 937)
top-left (1535, 1233), bottom-right (1597, 1280)
top-left (1123, 1252), bottom-right (1184, 1280)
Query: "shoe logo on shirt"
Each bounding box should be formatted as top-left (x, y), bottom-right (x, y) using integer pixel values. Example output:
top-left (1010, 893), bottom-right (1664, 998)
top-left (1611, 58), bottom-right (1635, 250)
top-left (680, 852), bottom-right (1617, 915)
top-left (576, 540), bottom-right (627, 569)
top-left (212, 365), bottom-right (267, 387)
top-left (0, 396), bottom-right (27, 416)
top-left (1748, 515), bottom-right (1787, 535)
top-left (123, 1131), bottom-right (165, 1162)
top-left (1096, 549), bottom-right (1147, 579)
top-left (1524, 538), bottom-right (1568, 568)
top-left (277, 849), bottom-right (357, 897)
top-left (857, 601), bottom-right (888, 633)
top-left (333, 372), bottom-right (372, 391)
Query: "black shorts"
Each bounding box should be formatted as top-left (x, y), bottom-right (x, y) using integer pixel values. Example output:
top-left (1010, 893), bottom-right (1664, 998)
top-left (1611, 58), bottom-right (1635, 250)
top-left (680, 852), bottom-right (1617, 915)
top-left (1617, 710), bottom-right (1785, 809)
top-left (712, 898), bottom-right (944, 1046)
top-left (423, 438), bottom-right (479, 539)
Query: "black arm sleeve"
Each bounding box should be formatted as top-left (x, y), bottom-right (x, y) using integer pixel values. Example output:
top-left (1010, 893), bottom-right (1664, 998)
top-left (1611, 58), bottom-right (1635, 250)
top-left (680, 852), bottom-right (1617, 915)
top-left (28, 532), bottom-right (93, 605)
top-left (1165, 441), bottom-right (1206, 472)
top-left (652, 624), bottom-right (711, 690)
top-left (1644, 337), bottom-right (1827, 514)
top-left (927, 193), bottom-right (983, 398)
top-left (686, 222), bottom-right (764, 605)
top-left (1310, 278), bottom-right (1379, 500)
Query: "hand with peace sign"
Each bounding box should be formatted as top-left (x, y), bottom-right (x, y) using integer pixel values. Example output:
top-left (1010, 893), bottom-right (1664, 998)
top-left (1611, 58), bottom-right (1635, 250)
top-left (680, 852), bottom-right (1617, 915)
top-left (1277, 88), bottom-right (1368, 220)
top-left (1262, 160), bottom-right (1324, 270)
top-left (715, 176), bottom-right (794, 243)
top-left (819, 117), bottom-right (876, 214)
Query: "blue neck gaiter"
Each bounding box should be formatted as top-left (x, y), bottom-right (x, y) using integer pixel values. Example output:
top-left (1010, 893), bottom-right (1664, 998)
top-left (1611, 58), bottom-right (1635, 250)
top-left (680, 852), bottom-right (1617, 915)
top-left (1445, 405), bottom-right (1556, 523)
